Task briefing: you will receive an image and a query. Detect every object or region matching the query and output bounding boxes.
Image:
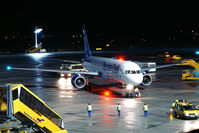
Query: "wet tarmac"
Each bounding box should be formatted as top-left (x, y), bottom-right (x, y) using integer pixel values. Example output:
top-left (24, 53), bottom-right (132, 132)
top-left (0, 52), bottom-right (199, 133)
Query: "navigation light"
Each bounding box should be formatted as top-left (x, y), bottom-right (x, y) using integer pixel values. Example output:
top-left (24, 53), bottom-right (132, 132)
top-left (6, 66), bottom-right (12, 70)
top-left (118, 57), bottom-right (124, 62)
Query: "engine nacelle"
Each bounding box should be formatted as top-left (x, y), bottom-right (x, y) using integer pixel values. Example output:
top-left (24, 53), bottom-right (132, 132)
top-left (141, 74), bottom-right (152, 86)
top-left (71, 74), bottom-right (87, 89)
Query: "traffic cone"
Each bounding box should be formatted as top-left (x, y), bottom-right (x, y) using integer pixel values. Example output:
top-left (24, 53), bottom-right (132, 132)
top-left (138, 92), bottom-right (141, 98)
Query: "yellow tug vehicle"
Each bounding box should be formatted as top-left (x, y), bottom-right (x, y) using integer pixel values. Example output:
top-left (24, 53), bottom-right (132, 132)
top-left (172, 99), bottom-right (199, 120)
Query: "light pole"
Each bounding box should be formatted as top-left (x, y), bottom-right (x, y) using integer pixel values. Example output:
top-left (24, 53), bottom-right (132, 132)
top-left (34, 27), bottom-right (43, 48)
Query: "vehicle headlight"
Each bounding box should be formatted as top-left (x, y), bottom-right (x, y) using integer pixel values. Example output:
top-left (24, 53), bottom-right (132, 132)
top-left (185, 113), bottom-right (189, 116)
top-left (195, 113), bottom-right (199, 116)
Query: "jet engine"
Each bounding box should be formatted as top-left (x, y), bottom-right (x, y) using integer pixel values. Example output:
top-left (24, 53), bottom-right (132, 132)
top-left (141, 74), bottom-right (152, 86)
top-left (71, 74), bottom-right (87, 89)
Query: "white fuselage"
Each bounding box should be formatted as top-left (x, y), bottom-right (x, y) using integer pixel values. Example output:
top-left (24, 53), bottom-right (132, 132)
top-left (82, 56), bottom-right (143, 86)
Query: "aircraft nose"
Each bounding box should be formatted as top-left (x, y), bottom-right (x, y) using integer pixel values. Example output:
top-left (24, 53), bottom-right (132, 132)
top-left (133, 74), bottom-right (143, 85)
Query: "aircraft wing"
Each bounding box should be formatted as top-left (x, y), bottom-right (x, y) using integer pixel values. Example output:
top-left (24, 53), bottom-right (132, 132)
top-left (8, 67), bottom-right (99, 76)
top-left (141, 62), bottom-right (184, 71)
top-left (45, 58), bottom-right (81, 63)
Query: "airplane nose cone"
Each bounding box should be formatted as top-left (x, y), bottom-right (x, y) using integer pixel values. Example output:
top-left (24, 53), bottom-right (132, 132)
top-left (128, 74), bottom-right (143, 86)
top-left (134, 74), bottom-right (143, 85)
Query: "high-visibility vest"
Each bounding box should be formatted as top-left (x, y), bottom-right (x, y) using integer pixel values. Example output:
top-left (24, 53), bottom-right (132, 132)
top-left (88, 105), bottom-right (92, 111)
top-left (144, 105), bottom-right (148, 111)
top-left (172, 103), bottom-right (175, 107)
top-left (117, 105), bottom-right (122, 111)
top-left (135, 88), bottom-right (139, 93)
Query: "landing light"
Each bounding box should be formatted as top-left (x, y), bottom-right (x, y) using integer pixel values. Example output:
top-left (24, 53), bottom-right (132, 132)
top-left (126, 84), bottom-right (134, 90)
top-left (6, 66), bottom-right (12, 70)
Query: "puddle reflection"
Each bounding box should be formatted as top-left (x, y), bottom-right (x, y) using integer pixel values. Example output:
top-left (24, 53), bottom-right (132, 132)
top-left (57, 77), bottom-right (74, 90)
top-left (35, 77), bottom-right (43, 82)
top-left (144, 119), bottom-right (148, 128)
top-left (183, 120), bottom-right (199, 132)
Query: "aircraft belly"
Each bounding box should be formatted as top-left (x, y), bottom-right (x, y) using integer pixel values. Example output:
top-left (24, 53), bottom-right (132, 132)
top-left (89, 77), bottom-right (117, 86)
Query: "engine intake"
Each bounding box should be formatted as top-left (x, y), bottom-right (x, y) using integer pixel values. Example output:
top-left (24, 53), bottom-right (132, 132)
top-left (141, 74), bottom-right (152, 86)
top-left (71, 74), bottom-right (86, 89)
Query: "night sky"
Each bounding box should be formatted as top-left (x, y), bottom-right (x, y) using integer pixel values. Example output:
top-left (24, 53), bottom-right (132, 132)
top-left (1, 1), bottom-right (198, 33)
top-left (0, 1), bottom-right (199, 52)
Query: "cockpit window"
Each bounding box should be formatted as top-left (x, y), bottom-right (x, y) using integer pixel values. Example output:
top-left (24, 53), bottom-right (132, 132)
top-left (125, 70), bottom-right (131, 74)
top-left (136, 70), bottom-right (141, 74)
top-left (131, 70), bottom-right (136, 74)
top-left (125, 70), bottom-right (142, 74)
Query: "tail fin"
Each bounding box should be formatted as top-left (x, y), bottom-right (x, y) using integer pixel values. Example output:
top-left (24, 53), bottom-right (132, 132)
top-left (82, 25), bottom-right (92, 57)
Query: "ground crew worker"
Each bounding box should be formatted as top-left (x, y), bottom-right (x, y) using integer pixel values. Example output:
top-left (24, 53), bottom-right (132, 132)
top-left (135, 87), bottom-right (140, 97)
top-left (87, 103), bottom-right (92, 117)
top-left (117, 103), bottom-right (122, 117)
top-left (143, 103), bottom-right (148, 117)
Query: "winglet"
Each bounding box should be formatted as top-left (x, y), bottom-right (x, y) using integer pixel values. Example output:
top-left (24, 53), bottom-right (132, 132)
top-left (82, 25), bottom-right (92, 58)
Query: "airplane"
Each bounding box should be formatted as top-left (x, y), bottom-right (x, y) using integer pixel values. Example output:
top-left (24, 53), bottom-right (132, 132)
top-left (7, 25), bottom-right (184, 91)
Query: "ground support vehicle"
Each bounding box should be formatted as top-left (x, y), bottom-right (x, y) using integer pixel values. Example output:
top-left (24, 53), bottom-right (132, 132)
top-left (0, 84), bottom-right (68, 133)
top-left (179, 59), bottom-right (199, 80)
top-left (172, 99), bottom-right (199, 120)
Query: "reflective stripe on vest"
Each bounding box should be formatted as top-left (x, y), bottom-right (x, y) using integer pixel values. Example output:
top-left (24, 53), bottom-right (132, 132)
top-left (88, 105), bottom-right (92, 111)
top-left (117, 105), bottom-right (121, 111)
top-left (135, 88), bottom-right (139, 93)
top-left (144, 105), bottom-right (148, 111)
top-left (172, 103), bottom-right (175, 107)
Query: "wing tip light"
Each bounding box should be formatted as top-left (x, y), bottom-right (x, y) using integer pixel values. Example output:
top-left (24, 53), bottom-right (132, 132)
top-left (6, 66), bottom-right (12, 70)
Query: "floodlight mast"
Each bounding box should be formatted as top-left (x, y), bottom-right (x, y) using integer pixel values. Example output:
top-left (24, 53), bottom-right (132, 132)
top-left (34, 27), bottom-right (43, 48)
